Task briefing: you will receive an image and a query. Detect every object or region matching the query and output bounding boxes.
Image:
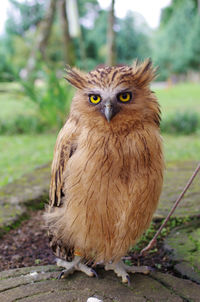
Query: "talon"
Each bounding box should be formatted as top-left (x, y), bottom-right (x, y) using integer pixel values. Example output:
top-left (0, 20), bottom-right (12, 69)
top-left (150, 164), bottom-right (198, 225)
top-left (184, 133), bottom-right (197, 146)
top-left (125, 274), bottom-right (131, 286)
top-left (58, 271), bottom-right (65, 280)
top-left (147, 266), bottom-right (154, 272)
top-left (142, 266), bottom-right (151, 274)
top-left (91, 268), bottom-right (98, 278)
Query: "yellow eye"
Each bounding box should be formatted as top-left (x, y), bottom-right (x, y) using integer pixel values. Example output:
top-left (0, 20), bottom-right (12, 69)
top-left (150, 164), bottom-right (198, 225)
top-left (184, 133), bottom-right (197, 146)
top-left (118, 92), bottom-right (132, 103)
top-left (89, 94), bottom-right (101, 104)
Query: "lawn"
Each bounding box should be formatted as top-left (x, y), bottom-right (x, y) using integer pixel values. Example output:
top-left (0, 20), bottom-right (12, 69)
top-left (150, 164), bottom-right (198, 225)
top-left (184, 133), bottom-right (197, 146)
top-left (0, 82), bottom-right (37, 120)
top-left (155, 83), bottom-right (200, 118)
top-left (0, 82), bottom-right (199, 187)
top-left (0, 134), bottom-right (56, 187)
top-left (163, 134), bottom-right (200, 162)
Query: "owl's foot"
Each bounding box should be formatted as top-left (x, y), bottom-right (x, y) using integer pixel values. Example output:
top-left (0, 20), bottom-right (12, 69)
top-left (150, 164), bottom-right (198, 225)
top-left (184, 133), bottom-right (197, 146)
top-left (105, 260), bottom-right (150, 284)
top-left (56, 256), bottom-right (97, 279)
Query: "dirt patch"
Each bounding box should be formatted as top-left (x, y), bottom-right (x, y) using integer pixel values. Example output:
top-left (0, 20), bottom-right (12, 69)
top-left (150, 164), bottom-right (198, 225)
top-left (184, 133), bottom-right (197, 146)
top-left (0, 210), bottom-right (174, 274)
top-left (0, 210), bottom-right (55, 271)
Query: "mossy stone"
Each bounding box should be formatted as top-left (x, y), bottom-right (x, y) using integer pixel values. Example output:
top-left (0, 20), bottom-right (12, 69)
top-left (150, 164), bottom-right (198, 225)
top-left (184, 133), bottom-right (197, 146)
top-left (155, 161), bottom-right (200, 219)
top-left (164, 219), bottom-right (200, 283)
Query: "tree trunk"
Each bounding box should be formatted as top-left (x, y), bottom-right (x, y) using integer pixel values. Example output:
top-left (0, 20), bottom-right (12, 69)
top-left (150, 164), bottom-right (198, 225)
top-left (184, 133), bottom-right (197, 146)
top-left (198, 0), bottom-right (200, 15)
top-left (106, 0), bottom-right (116, 66)
top-left (22, 0), bottom-right (56, 79)
top-left (37, 0), bottom-right (56, 58)
top-left (58, 0), bottom-right (76, 66)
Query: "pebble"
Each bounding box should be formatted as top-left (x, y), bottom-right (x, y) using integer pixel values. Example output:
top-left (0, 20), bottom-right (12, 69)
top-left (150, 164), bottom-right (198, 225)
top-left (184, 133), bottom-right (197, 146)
top-left (87, 297), bottom-right (103, 302)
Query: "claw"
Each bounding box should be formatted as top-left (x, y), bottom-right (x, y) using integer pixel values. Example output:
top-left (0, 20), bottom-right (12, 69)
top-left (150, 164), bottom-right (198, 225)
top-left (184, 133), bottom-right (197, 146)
top-left (91, 268), bottom-right (98, 278)
top-left (105, 260), bottom-right (151, 284)
top-left (56, 257), bottom-right (96, 279)
top-left (125, 274), bottom-right (131, 286)
top-left (147, 266), bottom-right (155, 272)
top-left (58, 271), bottom-right (65, 280)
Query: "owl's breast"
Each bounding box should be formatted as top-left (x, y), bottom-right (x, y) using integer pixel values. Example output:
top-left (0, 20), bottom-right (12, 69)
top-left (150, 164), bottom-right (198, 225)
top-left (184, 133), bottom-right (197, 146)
top-left (61, 128), bottom-right (164, 262)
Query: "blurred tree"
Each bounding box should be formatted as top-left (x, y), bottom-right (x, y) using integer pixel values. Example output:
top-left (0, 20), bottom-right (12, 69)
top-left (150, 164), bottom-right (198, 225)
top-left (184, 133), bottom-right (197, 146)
top-left (77, 0), bottom-right (99, 18)
top-left (154, 0), bottom-right (200, 79)
top-left (0, 42), bottom-right (14, 81)
top-left (83, 9), bottom-right (107, 69)
top-left (22, 0), bottom-right (57, 78)
top-left (106, 0), bottom-right (116, 65)
top-left (160, 0), bottom-right (198, 27)
top-left (6, 0), bottom-right (44, 36)
top-left (1, 0), bottom-right (152, 79)
top-left (58, 0), bottom-right (75, 65)
top-left (187, 13), bottom-right (200, 70)
top-left (116, 12), bottom-right (151, 64)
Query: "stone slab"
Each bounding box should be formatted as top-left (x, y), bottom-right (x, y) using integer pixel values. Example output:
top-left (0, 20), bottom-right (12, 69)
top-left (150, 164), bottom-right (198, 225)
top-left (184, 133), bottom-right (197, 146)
top-left (1, 265), bottom-right (200, 302)
top-left (0, 164), bottom-right (50, 206)
top-left (0, 164), bottom-right (50, 232)
top-left (164, 219), bottom-right (200, 283)
top-left (0, 203), bottom-right (26, 233)
top-left (156, 161), bottom-right (200, 219)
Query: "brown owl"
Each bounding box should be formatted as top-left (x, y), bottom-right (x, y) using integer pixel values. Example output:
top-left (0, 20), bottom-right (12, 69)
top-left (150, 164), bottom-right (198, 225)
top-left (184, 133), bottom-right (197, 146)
top-left (45, 59), bottom-right (164, 283)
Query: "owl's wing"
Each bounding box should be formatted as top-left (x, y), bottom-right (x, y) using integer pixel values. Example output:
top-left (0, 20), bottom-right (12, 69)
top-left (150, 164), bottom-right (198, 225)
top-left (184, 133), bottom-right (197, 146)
top-left (49, 117), bottom-right (79, 207)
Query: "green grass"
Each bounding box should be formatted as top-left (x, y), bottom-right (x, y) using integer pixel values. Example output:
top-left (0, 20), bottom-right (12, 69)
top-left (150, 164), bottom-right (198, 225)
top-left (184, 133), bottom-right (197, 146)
top-left (156, 83), bottom-right (200, 119)
top-left (163, 134), bottom-right (200, 162)
top-left (0, 134), bottom-right (56, 186)
top-left (0, 82), bottom-right (37, 120)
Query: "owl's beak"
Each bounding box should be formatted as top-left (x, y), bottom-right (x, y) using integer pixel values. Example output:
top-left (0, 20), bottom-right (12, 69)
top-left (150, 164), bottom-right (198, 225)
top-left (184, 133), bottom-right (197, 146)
top-left (103, 101), bottom-right (114, 123)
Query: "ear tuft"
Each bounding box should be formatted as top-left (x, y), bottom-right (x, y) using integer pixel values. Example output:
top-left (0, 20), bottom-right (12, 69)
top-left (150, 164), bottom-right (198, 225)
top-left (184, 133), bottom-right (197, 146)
top-left (132, 58), bottom-right (158, 87)
top-left (64, 65), bottom-right (88, 89)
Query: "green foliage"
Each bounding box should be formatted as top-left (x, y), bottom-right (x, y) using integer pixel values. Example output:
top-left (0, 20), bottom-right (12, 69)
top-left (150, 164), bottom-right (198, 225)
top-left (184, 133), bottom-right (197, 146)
top-left (81, 10), bottom-right (151, 70)
top-left (0, 39), bottom-right (15, 81)
top-left (160, 0), bottom-right (198, 27)
top-left (1, 0), bottom-right (152, 77)
top-left (0, 70), bottom-right (73, 134)
top-left (79, 9), bottom-right (108, 70)
top-left (21, 70), bottom-right (74, 130)
top-left (6, 0), bottom-right (44, 36)
top-left (187, 14), bottom-right (200, 70)
top-left (161, 111), bottom-right (200, 134)
top-left (0, 115), bottom-right (45, 135)
top-left (154, 0), bottom-right (200, 78)
top-left (132, 217), bottom-right (192, 253)
top-left (77, 0), bottom-right (100, 18)
top-left (116, 12), bottom-right (151, 64)
top-left (0, 134), bottom-right (56, 186)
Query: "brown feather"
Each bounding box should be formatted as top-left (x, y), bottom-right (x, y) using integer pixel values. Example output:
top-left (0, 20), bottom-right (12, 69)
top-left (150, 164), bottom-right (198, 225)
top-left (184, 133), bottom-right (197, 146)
top-left (45, 60), bottom-right (164, 263)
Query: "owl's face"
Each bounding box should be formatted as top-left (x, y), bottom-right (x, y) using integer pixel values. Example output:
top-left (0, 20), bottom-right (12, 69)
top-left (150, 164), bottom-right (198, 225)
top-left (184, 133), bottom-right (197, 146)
top-left (86, 83), bottom-right (133, 122)
top-left (65, 60), bottom-right (160, 131)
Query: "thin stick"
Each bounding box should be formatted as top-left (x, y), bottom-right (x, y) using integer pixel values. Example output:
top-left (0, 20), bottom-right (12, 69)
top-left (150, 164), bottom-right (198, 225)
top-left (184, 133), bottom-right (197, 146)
top-left (140, 162), bottom-right (200, 256)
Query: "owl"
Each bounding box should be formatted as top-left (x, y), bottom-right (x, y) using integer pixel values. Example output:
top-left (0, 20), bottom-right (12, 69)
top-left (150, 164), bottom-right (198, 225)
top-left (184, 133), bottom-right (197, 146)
top-left (45, 59), bottom-right (164, 284)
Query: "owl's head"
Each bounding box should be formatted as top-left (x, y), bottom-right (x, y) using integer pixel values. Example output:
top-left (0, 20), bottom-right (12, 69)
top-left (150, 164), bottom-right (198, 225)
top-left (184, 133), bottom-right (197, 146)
top-left (65, 59), bottom-right (160, 132)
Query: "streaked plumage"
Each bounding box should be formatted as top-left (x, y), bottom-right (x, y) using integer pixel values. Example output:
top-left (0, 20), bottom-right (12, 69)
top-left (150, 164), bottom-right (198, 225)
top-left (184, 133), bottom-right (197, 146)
top-left (45, 59), bottom-right (164, 279)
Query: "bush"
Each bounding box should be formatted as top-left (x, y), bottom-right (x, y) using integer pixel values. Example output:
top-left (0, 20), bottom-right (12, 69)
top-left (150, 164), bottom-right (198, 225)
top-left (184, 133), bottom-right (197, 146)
top-left (161, 111), bottom-right (200, 134)
top-left (0, 115), bottom-right (46, 135)
top-left (20, 70), bottom-right (74, 130)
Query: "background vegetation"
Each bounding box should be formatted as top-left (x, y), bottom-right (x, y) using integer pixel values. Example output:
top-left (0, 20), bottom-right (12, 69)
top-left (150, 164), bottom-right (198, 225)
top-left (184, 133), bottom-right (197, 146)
top-left (0, 0), bottom-right (200, 186)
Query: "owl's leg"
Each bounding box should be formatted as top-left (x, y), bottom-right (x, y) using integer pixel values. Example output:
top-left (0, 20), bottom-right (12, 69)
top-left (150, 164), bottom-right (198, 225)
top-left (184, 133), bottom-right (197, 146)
top-left (105, 260), bottom-right (150, 284)
top-left (56, 256), bottom-right (97, 279)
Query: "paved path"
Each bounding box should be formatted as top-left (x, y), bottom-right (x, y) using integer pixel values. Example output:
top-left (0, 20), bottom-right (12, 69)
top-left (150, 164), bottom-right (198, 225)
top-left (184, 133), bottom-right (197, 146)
top-left (0, 265), bottom-right (200, 302)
